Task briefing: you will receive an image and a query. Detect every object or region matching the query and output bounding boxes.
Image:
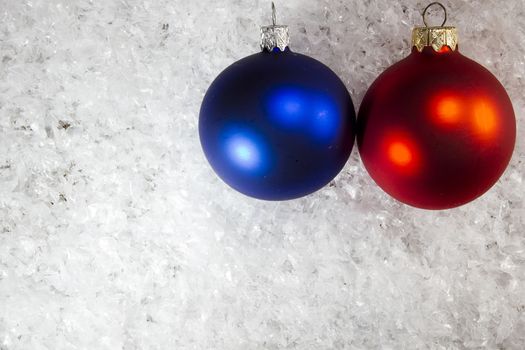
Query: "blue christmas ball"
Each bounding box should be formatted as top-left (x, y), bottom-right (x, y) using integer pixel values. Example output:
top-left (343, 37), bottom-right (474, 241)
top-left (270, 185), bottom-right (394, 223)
top-left (199, 49), bottom-right (356, 200)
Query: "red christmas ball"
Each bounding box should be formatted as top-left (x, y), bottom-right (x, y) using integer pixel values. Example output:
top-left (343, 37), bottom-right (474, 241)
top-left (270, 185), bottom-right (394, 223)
top-left (357, 29), bottom-right (516, 209)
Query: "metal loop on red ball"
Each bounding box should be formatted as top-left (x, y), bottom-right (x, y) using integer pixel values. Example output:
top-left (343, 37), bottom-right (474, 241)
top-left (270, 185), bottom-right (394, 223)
top-left (422, 2), bottom-right (447, 27)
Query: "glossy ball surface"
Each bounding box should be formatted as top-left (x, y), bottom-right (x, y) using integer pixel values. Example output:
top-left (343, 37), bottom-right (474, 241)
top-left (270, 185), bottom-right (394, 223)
top-left (358, 47), bottom-right (516, 209)
top-left (199, 49), bottom-right (355, 200)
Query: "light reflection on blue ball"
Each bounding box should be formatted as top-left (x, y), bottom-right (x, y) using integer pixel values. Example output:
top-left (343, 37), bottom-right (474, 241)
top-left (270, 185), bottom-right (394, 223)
top-left (222, 127), bottom-right (272, 174)
top-left (268, 87), bottom-right (306, 127)
top-left (310, 95), bottom-right (340, 141)
top-left (267, 87), bottom-right (340, 142)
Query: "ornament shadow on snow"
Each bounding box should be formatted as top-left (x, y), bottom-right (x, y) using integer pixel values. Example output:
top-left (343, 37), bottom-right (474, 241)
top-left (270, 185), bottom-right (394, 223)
top-left (357, 2), bottom-right (516, 210)
top-left (199, 3), bottom-right (356, 200)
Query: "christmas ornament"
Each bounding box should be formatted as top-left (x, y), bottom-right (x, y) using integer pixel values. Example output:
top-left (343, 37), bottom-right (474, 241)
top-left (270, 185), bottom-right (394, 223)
top-left (199, 3), bottom-right (356, 200)
top-left (357, 2), bottom-right (516, 210)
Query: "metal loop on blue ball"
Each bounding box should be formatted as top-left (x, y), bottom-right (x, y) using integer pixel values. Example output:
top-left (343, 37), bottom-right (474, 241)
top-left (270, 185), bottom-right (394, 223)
top-left (261, 2), bottom-right (289, 52)
top-left (271, 2), bottom-right (277, 26)
top-left (422, 2), bottom-right (447, 27)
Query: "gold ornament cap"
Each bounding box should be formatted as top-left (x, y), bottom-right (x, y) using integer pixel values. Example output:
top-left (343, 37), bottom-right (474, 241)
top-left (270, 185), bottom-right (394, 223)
top-left (411, 2), bottom-right (458, 52)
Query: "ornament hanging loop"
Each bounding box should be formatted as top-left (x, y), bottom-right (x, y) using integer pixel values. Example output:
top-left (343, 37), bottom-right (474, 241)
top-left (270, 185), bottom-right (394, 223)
top-left (271, 2), bottom-right (277, 25)
top-left (422, 2), bottom-right (447, 27)
top-left (413, 2), bottom-right (457, 52)
top-left (260, 2), bottom-right (290, 52)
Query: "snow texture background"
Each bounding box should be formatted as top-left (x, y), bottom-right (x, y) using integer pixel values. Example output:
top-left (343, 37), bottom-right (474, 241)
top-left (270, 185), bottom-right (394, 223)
top-left (0, 0), bottom-right (524, 349)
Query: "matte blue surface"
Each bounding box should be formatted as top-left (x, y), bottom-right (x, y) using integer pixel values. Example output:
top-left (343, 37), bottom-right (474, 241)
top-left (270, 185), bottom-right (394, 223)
top-left (199, 49), bottom-right (356, 200)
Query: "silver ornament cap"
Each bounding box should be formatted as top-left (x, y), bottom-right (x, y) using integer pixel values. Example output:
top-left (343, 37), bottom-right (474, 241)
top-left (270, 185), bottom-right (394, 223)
top-left (260, 3), bottom-right (290, 52)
